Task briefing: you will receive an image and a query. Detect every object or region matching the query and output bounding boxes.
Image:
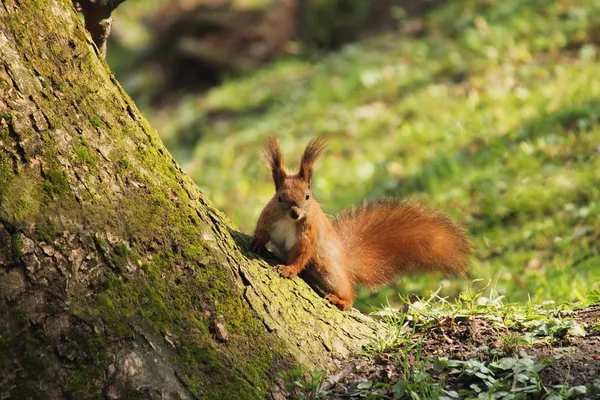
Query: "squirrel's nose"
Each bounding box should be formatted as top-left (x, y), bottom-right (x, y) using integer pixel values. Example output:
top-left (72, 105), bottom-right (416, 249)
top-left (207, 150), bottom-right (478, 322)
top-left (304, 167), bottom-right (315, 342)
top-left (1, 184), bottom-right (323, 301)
top-left (290, 210), bottom-right (300, 220)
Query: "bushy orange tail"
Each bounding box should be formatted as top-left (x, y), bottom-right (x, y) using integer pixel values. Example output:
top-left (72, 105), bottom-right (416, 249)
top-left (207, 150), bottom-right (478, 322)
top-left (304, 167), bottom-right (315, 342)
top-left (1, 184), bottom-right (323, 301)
top-left (332, 199), bottom-right (472, 287)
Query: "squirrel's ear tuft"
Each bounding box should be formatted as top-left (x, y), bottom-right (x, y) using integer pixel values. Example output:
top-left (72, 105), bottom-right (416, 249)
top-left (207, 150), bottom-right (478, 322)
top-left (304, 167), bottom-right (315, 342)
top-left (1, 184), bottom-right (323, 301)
top-left (264, 136), bottom-right (286, 189)
top-left (298, 136), bottom-right (327, 187)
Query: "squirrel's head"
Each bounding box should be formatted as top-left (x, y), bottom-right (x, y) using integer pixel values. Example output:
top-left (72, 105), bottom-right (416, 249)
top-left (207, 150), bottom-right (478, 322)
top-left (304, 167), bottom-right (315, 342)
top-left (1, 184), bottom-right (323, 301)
top-left (264, 136), bottom-right (327, 221)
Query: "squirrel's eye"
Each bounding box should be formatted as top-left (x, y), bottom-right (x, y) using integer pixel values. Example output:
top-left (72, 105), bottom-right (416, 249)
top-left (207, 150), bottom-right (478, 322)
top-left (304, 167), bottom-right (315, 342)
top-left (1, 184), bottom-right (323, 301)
top-left (305, 193), bottom-right (310, 200)
top-left (277, 195), bottom-right (282, 202)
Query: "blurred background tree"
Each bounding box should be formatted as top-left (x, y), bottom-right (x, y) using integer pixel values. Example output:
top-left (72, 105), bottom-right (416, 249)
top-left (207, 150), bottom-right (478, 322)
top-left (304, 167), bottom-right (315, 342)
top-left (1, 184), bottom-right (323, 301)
top-left (108, 0), bottom-right (440, 99)
top-left (105, 0), bottom-right (600, 312)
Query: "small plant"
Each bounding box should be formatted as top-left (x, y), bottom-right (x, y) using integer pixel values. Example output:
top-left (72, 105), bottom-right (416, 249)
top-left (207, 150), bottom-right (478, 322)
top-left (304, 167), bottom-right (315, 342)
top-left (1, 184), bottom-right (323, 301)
top-left (589, 284), bottom-right (600, 303)
top-left (500, 332), bottom-right (526, 356)
top-left (368, 301), bottom-right (414, 354)
top-left (392, 353), bottom-right (447, 400)
top-left (592, 318), bottom-right (600, 333)
top-left (519, 317), bottom-right (586, 345)
top-left (350, 380), bottom-right (391, 399)
top-left (545, 383), bottom-right (590, 399)
top-left (280, 365), bottom-right (329, 399)
top-left (435, 353), bottom-right (548, 399)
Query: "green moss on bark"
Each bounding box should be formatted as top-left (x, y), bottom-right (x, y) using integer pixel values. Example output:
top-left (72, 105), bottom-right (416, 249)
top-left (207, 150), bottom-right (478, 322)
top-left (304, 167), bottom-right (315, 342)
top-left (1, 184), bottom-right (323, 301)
top-left (90, 115), bottom-right (102, 128)
top-left (1, 177), bottom-right (43, 225)
top-left (73, 247), bottom-right (283, 399)
top-left (73, 143), bottom-right (97, 166)
top-left (10, 234), bottom-right (23, 263)
top-left (0, 156), bottom-right (12, 191)
top-left (0, 1), bottom-right (301, 397)
top-left (0, 336), bottom-right (11, 365)
top-left (41, 169), bottom-right (69, 197)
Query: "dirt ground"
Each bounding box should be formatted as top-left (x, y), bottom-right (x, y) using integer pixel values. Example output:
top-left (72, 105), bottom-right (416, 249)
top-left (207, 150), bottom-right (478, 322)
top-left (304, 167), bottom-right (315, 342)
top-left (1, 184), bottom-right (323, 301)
top-left (325, 304), bottom-right (600, 399)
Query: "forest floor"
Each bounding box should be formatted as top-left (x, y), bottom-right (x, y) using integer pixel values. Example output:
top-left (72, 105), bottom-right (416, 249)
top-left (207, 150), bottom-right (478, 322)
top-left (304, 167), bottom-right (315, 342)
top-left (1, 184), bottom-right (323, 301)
top-left (282, 291), bottom-right (600, 399)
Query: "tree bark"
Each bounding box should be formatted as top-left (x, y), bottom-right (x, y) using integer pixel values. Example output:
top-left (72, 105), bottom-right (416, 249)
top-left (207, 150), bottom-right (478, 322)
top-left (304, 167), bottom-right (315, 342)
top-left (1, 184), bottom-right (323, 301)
top-left (0, 1), bottom-right (381, 398)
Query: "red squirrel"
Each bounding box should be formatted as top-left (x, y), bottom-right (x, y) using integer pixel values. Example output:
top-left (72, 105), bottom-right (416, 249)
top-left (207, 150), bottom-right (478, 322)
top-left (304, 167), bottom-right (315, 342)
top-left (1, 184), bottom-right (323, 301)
top-left (250, 137), bottom-right (472, 310)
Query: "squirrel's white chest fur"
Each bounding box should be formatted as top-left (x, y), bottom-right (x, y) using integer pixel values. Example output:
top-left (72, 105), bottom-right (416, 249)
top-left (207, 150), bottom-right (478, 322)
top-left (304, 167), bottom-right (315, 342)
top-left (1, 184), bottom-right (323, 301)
top-left (269, 218), bottom-right (298, 259)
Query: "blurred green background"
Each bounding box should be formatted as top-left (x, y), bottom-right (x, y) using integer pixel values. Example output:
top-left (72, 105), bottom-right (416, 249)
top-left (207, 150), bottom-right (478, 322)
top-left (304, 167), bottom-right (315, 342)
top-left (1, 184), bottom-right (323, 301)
top-left (107, 0), bottom-right (600, 312)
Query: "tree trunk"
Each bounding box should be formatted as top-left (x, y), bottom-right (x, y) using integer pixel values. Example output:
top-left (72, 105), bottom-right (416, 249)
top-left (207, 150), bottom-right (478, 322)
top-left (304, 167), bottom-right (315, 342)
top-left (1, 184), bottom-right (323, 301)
top-left (0, 1), bottom-right (380, 398)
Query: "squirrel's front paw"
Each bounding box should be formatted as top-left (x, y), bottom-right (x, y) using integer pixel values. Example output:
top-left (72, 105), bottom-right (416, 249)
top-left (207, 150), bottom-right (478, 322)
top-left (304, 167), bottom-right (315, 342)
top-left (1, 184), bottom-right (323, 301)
top-left (278, 265), bottom-right (297, 279)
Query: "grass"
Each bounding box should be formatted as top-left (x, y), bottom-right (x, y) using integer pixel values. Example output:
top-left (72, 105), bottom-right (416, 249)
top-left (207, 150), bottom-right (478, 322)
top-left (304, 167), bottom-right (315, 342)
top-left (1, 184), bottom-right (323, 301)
top-left (117, 0), bottom-right (600, 311)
